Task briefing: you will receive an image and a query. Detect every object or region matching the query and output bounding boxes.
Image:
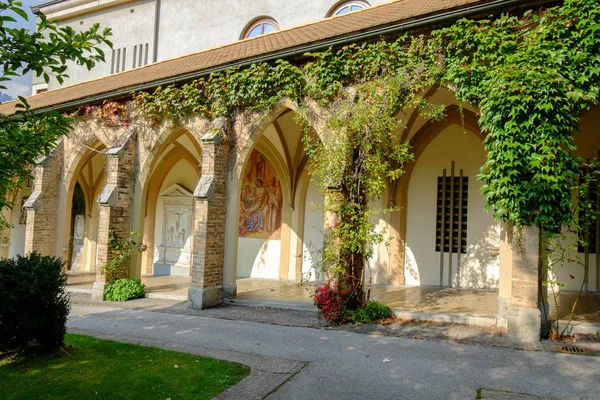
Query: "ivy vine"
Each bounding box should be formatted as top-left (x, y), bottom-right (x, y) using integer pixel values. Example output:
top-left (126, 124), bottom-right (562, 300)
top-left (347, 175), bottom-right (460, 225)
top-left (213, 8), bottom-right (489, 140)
top-left (131, 0), bottom-right (600, 313)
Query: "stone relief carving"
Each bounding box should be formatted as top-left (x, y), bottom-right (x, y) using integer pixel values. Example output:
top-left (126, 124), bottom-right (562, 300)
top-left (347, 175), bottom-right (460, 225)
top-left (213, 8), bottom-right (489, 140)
top-left (154, 184), bottom-right (194, 274)
top-left (74, 215), bottom-right (85, 240)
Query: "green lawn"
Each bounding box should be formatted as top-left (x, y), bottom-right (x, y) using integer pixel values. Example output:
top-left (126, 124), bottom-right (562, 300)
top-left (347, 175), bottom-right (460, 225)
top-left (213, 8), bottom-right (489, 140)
top-left (0, 334), bottom-right (249, 400)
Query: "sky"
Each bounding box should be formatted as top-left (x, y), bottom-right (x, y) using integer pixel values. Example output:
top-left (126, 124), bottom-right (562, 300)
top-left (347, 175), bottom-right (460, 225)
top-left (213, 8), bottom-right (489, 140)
top-left (0, 0), bottom-right (43, 102)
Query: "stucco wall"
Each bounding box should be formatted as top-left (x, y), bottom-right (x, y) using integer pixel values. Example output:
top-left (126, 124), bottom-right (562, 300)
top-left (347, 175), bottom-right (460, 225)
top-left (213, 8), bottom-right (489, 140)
top-left (366, 192), bottom-right (391, 285)
top-left (36, 0), bottom-right (157, 89)
top-left (35, 0), bottom-right (388, 90)
top-left (8, 202), bottom-right (27, 258)
top-left (405, 124), bottom-right (500, 288)
top-left (237, 237), bottom-right (281, 279)
top-left (302, 181), bottom-right (324, 281)
top-left (551, 106), bottom-right (600, 292)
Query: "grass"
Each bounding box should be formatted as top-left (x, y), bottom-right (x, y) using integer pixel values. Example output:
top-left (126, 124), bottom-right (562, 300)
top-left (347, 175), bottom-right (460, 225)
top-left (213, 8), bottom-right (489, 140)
top-left (0, 334), bottom-right (249, 400)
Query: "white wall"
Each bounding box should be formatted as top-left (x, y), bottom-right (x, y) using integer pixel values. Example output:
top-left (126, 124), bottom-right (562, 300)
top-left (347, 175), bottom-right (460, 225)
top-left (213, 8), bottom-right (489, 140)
top-left (405, 124), bottom-right (500, 288)
top-left (550, 106), bottom-right (600, 292)
top-left (36, 0), bottom-right (388, 89)
top-left (157, 0), bottom-right (384, 61)
top-left (366, 188), bottom-right (391, 285)
top-left (37, 0), bottom-right (157, 89)
top-left (237, 237), bottom-right (281, 279)
top-left (8, 207), bottom-right (26, 258)
top-left (7, 187), bottom-right (32, 258)
top-left (302, 181), bottom-right (324, 281)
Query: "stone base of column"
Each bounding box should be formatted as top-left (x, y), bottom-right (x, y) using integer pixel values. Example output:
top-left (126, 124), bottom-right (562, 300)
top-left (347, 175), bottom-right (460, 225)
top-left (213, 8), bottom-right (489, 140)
top-left (506, 302), bottom-right (548, 342)
top-left (222, 284), bottom-right (237, 299)
top-left (496, 296), bottom-right (511, 329)
top-left (188, 286), bottom-right (223, 309)
top-left (91, 281), bottom-right (107, 302)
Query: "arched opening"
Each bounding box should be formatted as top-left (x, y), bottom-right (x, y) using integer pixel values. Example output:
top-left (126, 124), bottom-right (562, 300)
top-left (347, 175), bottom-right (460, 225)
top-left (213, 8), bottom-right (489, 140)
top-left (140, 129), bottom-right (201, 278)
top-left (238, 149), bottom-right (284, 279)
top-left (61, 142), bottom-right (107, 274)
top-left (403, 121), bottom-right (499, 288)
top-left (233, 108), bottom-right (324, 296)
top-left (67, 182), bottom-right (87, 271)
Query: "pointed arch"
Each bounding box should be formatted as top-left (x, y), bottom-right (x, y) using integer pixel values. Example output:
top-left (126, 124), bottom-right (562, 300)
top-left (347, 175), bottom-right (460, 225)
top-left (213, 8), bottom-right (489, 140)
top-left (135, 127), bottom-right (202, 277)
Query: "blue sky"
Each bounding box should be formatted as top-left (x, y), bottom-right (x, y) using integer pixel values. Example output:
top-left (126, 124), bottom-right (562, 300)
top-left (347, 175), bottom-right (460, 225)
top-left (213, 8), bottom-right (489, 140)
top-left (0, 0), bottom-right (44, 102)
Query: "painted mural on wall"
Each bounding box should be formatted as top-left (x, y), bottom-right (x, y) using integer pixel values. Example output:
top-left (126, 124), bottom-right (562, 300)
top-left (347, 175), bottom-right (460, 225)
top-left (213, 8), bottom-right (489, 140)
top-left (239, 150), bottom-right (283, 239)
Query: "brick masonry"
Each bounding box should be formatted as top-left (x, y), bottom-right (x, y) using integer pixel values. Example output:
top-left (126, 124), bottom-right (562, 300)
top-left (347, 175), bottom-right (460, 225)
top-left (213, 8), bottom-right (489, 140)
top-left (23, 142), bottom-right (64, 256)
top-left (189, 119), bottom-right (231, 309)
top-left (93, 134), bottom-right (136, 300)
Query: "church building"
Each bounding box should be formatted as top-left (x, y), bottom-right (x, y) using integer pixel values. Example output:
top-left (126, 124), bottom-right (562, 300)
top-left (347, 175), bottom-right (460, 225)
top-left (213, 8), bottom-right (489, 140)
top-left (1, 0), bottom-right (598, 342)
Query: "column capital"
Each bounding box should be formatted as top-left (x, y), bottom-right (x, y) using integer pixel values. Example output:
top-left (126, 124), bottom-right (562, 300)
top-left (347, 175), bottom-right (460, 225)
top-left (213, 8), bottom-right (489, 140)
top-left (193, 176), bottom-right (215, 201)
top-left (106, 128), bottom-right (136, 158)
top-left (201, 117), bottom-right (231, 145)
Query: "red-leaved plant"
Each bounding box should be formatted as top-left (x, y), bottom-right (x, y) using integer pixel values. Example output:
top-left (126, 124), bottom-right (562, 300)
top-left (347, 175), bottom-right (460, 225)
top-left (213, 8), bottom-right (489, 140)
top-left (314, 283), bottom-right (343, 323)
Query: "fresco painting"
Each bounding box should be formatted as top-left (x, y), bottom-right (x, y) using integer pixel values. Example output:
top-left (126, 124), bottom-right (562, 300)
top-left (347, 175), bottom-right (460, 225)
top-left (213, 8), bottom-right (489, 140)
top-left (239, 150), bottom-right (283, 239)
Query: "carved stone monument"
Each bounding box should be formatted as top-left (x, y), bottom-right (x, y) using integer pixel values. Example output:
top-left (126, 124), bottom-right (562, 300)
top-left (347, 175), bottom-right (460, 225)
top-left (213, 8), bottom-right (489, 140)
top-left (70, 214), bottom-right (85, 271)
top-left (154, 185), bottom-right (193, 276)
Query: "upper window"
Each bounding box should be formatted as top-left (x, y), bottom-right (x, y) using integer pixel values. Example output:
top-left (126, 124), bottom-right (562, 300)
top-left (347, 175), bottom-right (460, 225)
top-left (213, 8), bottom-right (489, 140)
top-left (242, 18), bottom-right (279, 39)
top-left (329, 1), bottom-right (370, 16)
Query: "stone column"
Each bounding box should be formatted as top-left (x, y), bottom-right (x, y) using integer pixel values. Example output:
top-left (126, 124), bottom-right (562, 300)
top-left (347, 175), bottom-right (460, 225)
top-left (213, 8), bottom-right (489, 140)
top-left (91, 132), bottom-right (136, 301)
top-left (496, 223), bottom-right (513, 329)
top-left (23, 142), bottom-right (64, 257)
top-left (188, 118), bottom-right (231, 309)
top-left (505, 225), bottom-right (549, 342)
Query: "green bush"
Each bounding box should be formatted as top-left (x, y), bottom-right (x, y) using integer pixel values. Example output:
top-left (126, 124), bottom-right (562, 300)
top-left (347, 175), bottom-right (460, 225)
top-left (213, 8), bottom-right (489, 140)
top-left (104, 279), bottom-right (145, 301)
top-left (0, 252), bottom-right (70, 352)
top-left (351, 301), bottom-right (391, 324)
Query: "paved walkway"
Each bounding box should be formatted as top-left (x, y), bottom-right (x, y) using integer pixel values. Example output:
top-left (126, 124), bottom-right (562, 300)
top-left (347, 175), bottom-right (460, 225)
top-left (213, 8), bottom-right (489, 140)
top-left (67, 297), bottom-right (600, 399)
top-left (234, 282), bottom-right (600, 324)
top-left (67, 275), bottom-right (600, 329)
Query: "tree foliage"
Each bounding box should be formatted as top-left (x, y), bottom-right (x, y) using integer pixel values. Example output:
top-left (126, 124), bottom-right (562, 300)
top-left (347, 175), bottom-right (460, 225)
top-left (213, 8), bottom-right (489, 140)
top-left (0, 0), bottom-right (112, 232)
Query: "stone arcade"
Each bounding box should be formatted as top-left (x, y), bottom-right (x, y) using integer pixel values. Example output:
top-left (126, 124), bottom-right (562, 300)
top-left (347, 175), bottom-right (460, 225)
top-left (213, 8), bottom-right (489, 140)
top-left (1, 0), bottom-right (599, 342)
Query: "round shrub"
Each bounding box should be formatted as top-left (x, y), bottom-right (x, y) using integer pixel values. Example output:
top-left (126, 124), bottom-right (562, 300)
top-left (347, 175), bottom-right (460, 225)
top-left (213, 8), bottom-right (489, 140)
top-left (351, 301), bottom-right (391, 324)
top-left (0, 252), bottom-right (70, 352)
top-left (104, 279), bottom-right (145, 301)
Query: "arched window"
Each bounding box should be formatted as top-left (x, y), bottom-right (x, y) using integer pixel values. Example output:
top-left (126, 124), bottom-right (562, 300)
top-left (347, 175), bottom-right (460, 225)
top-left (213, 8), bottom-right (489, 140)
top-left (242, 18), bottom-right (279, 39)
top-left (329, 1), bottom-right (370, 16)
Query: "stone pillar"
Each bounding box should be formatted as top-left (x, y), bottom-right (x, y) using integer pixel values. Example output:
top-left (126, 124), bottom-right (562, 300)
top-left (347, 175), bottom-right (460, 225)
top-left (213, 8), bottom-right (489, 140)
top-left (23, 142), bottom-right (64, 257)
top-left (92, 132), bottom-right (136, 301)
top-left (505, 225), bottom-right (548, 342)
top-left (496, 223), bottom-right (513, 329)
top-left (188, 118), bottom-right (231, 309)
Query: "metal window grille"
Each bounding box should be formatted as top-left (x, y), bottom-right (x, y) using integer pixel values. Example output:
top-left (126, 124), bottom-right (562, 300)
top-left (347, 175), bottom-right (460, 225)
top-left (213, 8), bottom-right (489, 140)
top-left (435, 173), bottom-right (468, 254)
